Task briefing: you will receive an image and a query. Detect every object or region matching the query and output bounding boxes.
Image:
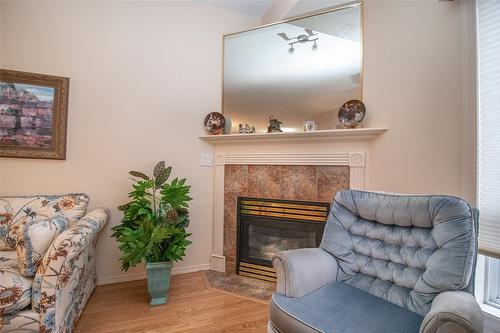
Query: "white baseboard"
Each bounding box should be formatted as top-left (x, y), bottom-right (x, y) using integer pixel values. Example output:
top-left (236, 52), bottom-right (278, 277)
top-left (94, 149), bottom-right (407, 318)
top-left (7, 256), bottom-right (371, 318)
top-left (172, 263), bottom-right (211, 275)
top-left (97, 272), bottom-right (147, 285)
top-left (210, 254), bottom-right (226, 272)
top-left (96, 263), bottom-right (211, 286)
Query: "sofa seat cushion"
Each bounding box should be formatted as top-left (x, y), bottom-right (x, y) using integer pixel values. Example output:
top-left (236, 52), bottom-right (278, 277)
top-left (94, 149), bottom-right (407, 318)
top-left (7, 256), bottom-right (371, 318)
top-left (0, 269), bottom-right (33, 315)
top-left (0, 309), bottom-right (39, 332)
top-left (270, 282), bottom-right (423, 333)
top-left (0, 252), bottom-right (17, 270)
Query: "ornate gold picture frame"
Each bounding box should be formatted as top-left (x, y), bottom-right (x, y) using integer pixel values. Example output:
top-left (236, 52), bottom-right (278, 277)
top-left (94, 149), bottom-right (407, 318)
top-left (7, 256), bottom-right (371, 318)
top-left (0, 69), bottom-right (69, 160)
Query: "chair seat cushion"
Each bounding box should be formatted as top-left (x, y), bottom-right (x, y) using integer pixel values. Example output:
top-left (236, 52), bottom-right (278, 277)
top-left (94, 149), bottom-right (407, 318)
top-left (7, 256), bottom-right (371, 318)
top-left (270, 282), bottom-right (423, 333)
top-left (0, 269), bottom-right (33, 315)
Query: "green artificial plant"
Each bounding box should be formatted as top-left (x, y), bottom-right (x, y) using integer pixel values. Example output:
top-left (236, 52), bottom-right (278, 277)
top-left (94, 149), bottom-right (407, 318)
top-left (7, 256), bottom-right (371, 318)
top-left (112, 161), bottom-right (192, 271)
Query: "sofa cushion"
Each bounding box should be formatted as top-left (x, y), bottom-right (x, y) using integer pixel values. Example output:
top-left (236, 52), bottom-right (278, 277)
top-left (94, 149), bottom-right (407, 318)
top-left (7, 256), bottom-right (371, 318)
top-left (320, 190), bottom-right (475, 316)
top-left (0, 251), bottom-right (17, 270)
top-left (0, 309), bottom-right (39, 332)
top-left (0, 268), bottom-right (33, 315)
top-left (270, 281), bottom-right (423, 333)
top-left (0, 194), bottom-right (88, 250)
top-left (17, 215), bottom-right (69, 276)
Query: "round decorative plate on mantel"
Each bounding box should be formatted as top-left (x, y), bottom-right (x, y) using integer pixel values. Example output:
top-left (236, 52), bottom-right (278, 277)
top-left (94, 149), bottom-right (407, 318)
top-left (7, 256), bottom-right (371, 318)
top-left (338, 100), bottom-right (366, 129)
top-left (204, 112), bottom-right (225, 135)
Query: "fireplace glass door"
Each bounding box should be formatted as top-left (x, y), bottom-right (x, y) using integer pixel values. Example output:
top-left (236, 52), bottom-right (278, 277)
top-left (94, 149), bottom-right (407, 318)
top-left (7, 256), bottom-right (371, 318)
top-left (237, 197), bottom-right (329, 281)
top-left (243, 217), bottom-right (321, 265)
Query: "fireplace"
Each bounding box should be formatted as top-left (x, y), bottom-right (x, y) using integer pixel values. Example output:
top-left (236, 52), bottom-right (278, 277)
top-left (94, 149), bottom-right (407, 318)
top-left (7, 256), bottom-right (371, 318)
top-left (219, 160), bottom-right (358, 274)
top-left (236, 197), bottom-right (330, 282)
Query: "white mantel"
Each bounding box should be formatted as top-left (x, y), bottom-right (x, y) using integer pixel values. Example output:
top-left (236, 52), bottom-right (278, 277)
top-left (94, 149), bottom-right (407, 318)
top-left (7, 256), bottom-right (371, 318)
top-left (199, 128), bottom-right (387, 143)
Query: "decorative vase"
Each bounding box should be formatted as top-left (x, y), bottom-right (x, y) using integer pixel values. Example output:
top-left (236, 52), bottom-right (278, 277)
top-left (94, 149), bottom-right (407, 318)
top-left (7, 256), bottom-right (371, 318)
top-left (146, 261), bottom-right (173, 305)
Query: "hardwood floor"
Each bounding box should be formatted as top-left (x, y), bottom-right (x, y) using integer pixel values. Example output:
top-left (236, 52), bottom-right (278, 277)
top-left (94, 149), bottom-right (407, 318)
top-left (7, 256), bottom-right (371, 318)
top-left (75, 272), bottom-right (270, 333)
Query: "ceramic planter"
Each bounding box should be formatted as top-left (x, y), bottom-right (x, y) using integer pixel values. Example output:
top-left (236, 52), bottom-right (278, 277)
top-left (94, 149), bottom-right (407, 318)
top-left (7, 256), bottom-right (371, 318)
top-left (146, 261), bottom-right (173, 305)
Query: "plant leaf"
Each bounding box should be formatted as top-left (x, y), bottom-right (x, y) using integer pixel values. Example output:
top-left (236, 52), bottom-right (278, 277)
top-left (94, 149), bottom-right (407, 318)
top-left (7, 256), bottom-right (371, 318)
top-left (160, 179), bottom-right (192, 209)
top-left (118, 202), bottom-right (131, 211)
top-left (155, 166), bottom-right (172, 188)
top-left (153, 161), bottom-right (165, 179)
top-left (129, 171), bottom-right (149, 180)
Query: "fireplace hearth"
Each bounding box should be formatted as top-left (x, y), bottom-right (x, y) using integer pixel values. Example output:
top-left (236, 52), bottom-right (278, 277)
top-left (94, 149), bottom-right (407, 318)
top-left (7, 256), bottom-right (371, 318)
top-left (236, 197), bottom-right (330, 282)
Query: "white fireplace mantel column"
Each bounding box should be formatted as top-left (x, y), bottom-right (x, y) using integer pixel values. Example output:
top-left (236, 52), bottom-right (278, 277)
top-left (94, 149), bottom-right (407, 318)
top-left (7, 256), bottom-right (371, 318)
top-left (210, 152), bottom-right (366, 272)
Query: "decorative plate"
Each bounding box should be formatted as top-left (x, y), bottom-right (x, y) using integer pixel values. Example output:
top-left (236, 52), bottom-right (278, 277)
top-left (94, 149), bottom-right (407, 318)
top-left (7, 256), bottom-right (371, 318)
top-left (338, 100), bottom-right (366, 129)
top-left (204, 112), bottom-right (225, 135)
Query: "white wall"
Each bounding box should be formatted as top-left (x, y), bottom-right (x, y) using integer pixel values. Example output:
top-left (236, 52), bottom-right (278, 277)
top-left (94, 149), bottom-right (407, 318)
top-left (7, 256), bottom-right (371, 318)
top-left (0, 0), bottom-right (257, 284)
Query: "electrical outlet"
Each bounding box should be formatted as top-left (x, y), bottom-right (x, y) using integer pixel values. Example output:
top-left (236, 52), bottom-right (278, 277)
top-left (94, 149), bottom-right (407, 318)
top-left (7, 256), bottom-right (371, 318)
top-left (200, 153), bottom-right (213, 167)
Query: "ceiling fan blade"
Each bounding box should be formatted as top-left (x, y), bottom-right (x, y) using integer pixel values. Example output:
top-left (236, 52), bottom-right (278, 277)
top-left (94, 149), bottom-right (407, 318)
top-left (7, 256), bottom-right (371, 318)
top-left (277, 32), bottom-right (290, 41)
top-left (304, 28), bottom-right (315, 36)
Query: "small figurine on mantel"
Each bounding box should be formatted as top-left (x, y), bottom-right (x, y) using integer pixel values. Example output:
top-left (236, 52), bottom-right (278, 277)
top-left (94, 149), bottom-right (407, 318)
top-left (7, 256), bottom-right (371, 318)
top-left (267, 115), bottom-right (282, 133)
top-left (239, 123), bottom-right (256, 134)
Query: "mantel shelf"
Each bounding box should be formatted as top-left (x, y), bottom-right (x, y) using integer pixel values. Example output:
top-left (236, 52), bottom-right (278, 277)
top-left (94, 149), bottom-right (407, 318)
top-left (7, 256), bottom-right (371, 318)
top-left (199, 128), bottom-right (388, 144)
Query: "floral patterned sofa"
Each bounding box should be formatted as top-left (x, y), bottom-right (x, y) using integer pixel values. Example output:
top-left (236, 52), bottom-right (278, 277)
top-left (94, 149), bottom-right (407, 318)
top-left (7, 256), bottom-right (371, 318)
top-left (0, 194), bottom-right (109, 332)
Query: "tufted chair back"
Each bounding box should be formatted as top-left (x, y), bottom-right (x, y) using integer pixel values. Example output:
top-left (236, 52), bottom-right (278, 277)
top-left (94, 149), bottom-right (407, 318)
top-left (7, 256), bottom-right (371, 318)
top-left (320, 190), bottom-right (477, 317)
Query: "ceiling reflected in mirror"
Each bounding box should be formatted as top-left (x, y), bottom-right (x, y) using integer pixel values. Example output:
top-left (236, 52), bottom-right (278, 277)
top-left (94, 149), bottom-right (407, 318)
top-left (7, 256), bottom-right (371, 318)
top-left (223, 3), bottom-right (362, 133)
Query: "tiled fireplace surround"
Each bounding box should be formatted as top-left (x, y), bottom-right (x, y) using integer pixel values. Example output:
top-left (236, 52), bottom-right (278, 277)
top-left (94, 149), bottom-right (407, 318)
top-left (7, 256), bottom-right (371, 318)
top-left (224, 164), bottom-right (349, 273)
top-left (210, 152), bottom-right (367, 273)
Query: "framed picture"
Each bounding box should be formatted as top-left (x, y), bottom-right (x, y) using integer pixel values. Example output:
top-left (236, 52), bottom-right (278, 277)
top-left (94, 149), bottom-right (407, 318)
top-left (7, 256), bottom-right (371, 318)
top-left (0, 69), bottom-right (69, 160)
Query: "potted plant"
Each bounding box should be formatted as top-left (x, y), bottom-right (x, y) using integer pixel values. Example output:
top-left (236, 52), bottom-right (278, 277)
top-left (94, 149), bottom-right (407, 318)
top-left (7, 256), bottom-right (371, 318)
top-left (111, 161), bottom-right (192, 305)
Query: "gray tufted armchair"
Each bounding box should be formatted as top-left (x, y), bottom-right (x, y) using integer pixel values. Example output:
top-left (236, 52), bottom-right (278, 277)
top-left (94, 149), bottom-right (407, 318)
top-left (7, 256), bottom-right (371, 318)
top-left (268, 190), bottom-right (483, 333)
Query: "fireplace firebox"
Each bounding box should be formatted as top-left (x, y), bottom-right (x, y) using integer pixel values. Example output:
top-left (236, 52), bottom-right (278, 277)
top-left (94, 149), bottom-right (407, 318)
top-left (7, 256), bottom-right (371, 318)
top-left (236, 197), bottom-right (330, 282)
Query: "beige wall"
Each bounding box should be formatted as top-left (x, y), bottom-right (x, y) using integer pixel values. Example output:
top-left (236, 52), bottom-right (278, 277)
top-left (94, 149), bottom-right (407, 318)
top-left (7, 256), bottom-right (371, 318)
top-left (364, 1), bottom-right (470, 199)
top-left (0, 0), bottom-right (475, 283)
top-left (0, 0), bottom-right (257, 283)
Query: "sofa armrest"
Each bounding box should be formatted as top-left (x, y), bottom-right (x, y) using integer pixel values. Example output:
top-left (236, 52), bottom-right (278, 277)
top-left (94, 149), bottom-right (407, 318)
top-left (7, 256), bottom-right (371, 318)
top-left (272, 248), bottom-right (338, 298)
top-left (33, 208), bottom-right (110, 332)
top-left (420, 291), bottom-right (484, 333)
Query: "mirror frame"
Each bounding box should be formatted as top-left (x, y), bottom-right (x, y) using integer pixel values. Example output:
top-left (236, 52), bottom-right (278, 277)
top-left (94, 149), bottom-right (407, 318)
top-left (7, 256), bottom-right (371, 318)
top-left (221, 1), bottom-right (364, 124)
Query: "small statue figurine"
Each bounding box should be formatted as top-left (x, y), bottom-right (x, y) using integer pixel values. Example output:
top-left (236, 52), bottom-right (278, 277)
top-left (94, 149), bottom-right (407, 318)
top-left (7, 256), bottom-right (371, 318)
top-left (239, 123), bottom-right (256, 134)
top-left (267, 115), bottom-right (282, 133)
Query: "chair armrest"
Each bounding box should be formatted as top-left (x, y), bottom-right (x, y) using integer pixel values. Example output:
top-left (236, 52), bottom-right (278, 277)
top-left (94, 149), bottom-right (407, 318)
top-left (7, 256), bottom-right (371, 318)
top-left (272, 248), bottom-right (338, 298)
top-left (33, 208), bottom-right (110, 332)
top-left (420, 291), bottom-right (484, 333)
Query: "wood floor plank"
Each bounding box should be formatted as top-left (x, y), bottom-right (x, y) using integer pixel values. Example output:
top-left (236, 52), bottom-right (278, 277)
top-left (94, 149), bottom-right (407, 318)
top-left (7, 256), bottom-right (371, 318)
top-left (75, 272), bottom-right (269, 333)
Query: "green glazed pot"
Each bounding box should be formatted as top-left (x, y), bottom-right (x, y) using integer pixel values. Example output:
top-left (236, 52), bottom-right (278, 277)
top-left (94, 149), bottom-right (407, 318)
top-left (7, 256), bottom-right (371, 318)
top-left (146, 261), bottom-right (173, 306)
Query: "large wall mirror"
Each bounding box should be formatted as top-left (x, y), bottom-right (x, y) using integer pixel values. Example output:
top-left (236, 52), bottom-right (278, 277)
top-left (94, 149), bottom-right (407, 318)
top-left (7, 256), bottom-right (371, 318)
top-left (223, 2), bottom-right (362, 133)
